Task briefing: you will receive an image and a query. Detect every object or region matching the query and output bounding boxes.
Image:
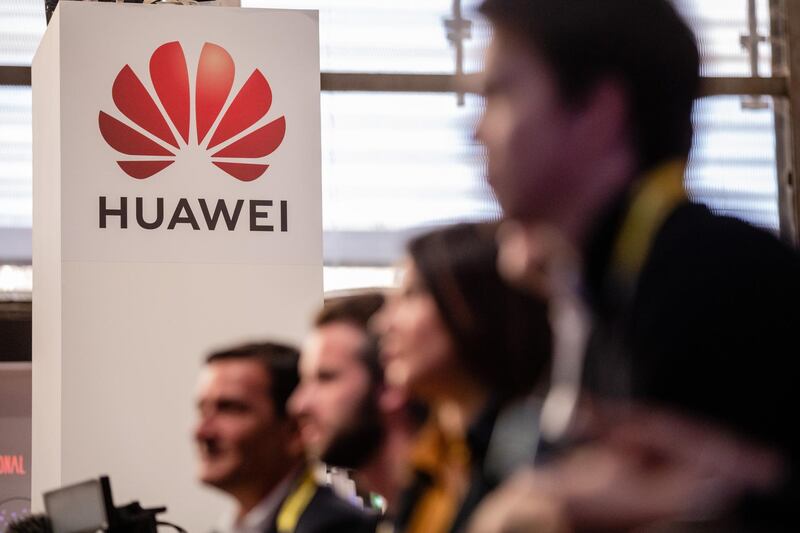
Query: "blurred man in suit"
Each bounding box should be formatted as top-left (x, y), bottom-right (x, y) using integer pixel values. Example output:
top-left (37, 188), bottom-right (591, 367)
top-left (470, 0), bottom-right (800, 530)
top-left (290, 293), bottom-right (424, 516)
top-left (194, 342), bottom-right (376, 533)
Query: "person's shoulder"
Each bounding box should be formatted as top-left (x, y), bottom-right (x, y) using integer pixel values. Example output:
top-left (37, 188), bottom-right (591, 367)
top-left (298, 485), bottom-right (378, 533)
top-left (636, 201), bottom-right (800, 329)
top-left (654, 201), bottom-right (800, 270)
top-left (307, 484), bottom-right (369, 517)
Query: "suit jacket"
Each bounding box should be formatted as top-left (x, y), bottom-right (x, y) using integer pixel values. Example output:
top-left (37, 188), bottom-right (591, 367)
top-left (265, 481), bottom-right (377, 533)
top-left (581, 164), bottom-right (800, 526)
top-left (585, 199), bottom-right (800, 435)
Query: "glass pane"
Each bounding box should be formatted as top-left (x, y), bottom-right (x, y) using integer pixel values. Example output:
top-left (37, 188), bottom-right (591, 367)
top-left (0, 0), bottom-right (776, 78)
top-left (0, 86), bottom-right (32, 229)
top-left (0, 265), bottom-right (31, 299)
top-left (321, 91), bottom-right (496, 233)
top-left (0, 0), bottom-right (786, 269)
top-left (0, 0), bottom-right (46, 66)
top-left (7, 0), bottom-right (488, 74)
top-left (673, 0), bottom-right (772, 77)
top-left (243, 0), bottom-right (488, 74)
top-left (687, 95), bottom-right (779, 231)
top-left (323, 265), bottom-right (397, 292)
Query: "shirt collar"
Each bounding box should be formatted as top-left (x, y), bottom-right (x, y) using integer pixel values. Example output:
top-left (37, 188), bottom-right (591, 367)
top-left (216, 469), bottom-right (300, 533)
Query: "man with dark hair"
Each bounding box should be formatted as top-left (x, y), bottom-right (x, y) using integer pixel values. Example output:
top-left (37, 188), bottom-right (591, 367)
top-left (289, 293), bottom-right (423, 515)
top-left (477, 0), bottom-right (698, 248)
top-left (194, 341), bottom-right (376, 533)
top-left (469, 0), bottom-right (800, 531)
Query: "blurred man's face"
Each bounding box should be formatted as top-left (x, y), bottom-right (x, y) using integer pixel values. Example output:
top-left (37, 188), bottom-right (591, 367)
top-left (290, 323), bottom-right (382, 468)
top-left (476, 27), bottom-right (582, 225)
top-left (194, 359), bottom-right (293, 493)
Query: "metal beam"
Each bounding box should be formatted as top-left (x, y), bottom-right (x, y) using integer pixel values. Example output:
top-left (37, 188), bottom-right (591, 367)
top-left (698, 76), bottom-right (788, 97)
top-left (320, 72), bottom-right (481, 94)
top-left (769, 0), bottom-right (798, 245)
top-left (783, 0), bottom-right (800, 243)
top-left (0, 66), bottom-right (31, 86)
top-left (2, 64), bottom-right (790, 97)
top-left (322, 73), bottom-right (793, 97)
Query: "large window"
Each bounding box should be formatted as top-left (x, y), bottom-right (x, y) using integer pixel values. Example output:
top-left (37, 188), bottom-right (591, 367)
top-left (0, 0), bottom-right (792, 293)
top-left (677, 0), bottom-right (782, 230)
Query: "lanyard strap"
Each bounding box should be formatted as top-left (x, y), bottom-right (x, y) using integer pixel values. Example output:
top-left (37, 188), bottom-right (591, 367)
top-left (275, 470), bottom-right (317, 533)
top-left (610, 159), bottom-right (688, 287)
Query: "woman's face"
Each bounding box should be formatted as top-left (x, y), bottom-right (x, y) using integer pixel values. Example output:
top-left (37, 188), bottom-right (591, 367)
top-left (376, 259), bottom-right (459, 401)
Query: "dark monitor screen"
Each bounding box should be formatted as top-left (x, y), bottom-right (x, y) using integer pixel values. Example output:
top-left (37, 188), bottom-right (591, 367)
top-left (43, 479), bottom-right (108, 533)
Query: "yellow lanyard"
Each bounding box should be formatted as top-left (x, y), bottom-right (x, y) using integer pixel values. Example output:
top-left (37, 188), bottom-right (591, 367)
top-left (610, 159), bottom-right (688, 286)
top-left (275, 470), bottom-right (318, 533)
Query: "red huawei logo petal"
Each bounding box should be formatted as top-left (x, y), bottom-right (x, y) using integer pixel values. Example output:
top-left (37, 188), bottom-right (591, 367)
top-left (99, 41), bottom-right (286, 181)
top-left (150, 42), bottom-right (191, 145)
top-left (208, 70), bottom-right (272, 150)
top-left (196, 43), bottom-right (235, 146)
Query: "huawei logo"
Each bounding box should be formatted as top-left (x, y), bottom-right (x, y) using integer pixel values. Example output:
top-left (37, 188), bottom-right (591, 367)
top-left (99, 41), bottom-right (286, 182)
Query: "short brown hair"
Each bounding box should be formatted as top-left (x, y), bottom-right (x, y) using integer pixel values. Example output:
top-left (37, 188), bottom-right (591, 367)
top-left (315, 292), bottom-right (386, 384)
top-left (315, 292), bottom-right (385, 330)
top-left (206, 342), bottom-right (299, 418)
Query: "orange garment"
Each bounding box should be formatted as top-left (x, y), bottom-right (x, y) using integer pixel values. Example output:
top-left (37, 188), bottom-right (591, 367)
top-left (403, 420), bottom-right (472, 533)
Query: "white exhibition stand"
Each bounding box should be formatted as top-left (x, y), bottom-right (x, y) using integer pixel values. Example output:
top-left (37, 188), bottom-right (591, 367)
top-left (32, 2), bottom-right (321, 530)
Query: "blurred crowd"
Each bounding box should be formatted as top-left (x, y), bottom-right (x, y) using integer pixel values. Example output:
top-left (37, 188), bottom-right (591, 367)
top-left (10, 0), bottom-right (800, 532)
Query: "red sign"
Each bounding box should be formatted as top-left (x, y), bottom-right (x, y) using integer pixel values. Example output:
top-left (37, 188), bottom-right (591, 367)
top-left (99, 41), bottom-right (286, 182)
top-left (0, 455), bottom-right (26, 476)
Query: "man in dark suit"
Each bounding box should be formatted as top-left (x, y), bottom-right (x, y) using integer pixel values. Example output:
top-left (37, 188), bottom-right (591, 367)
top-left (470, 0), bottom-right (800, 530)
top-left (289, 293), bottom-right (426, 519)
top-left (194, 342), bottom-right (375, 533)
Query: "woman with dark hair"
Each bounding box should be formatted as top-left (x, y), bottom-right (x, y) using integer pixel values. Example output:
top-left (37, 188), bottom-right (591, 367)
top-left (376, 222), bottom-right (552, 533)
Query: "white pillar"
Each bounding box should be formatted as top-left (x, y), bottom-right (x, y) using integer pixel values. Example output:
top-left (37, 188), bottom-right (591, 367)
top-left (32, 4), bottom-right (321, 531)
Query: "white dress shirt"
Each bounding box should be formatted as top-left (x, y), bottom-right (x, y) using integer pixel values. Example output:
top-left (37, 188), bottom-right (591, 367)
top-left (215, 471), bottom-right (298, 533)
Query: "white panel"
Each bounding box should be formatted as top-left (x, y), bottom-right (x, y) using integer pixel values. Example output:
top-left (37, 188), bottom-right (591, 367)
top-left (32, 4), bottom-right (322, 532)
top-left (59, 3), bottom-right (321, 265)
top-left (31, 1), bottom-right (62, 509)
top-left (59, 261), bottom-right (321, 532)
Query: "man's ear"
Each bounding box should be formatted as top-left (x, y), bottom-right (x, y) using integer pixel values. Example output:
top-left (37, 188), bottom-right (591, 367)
top-left (572, 78), bottom-right (631, 156)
